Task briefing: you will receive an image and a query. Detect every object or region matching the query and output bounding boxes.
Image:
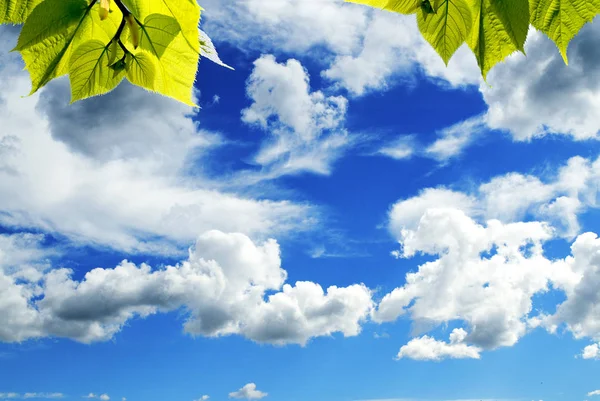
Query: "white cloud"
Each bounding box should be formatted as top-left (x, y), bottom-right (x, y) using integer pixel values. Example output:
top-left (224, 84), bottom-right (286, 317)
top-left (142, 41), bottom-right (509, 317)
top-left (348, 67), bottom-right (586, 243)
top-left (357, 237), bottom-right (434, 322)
top-left (241, 55), bottom-right (350, 178)
top-left (482, 26), bottom-right (600, 141)
top-left (201, 0), bottom-right (368, 55)
top-left (194, 396), bottom-right (209, 401)
top-left (203, 0), bottom-right (600, 144)
top-left (0, 26), bottom-right (314, 255)
top-left (0, 231), bottom-right (373, 344)
top-left (396, 329), bottom-right (482, 361)
top-left (390, 155), bottom-right (600, 240)
top-left (376, 136), bottom-right (415, 160)
top-left (229, 384), bottom-right (267, 400)
top-left (84, 395), bottom-right (108, 400)
top-left (536, 233), bottom-right (600, 342)
top-left (424, 116), bottom-right (486, 162)
top-left (582, 343), bottom-right (600, 360)
top-left (379, 155), bottom-right (600, 359)
top-left (377, 208), bottom-right (556, 351)
top-left (589, 390), bottom-right (600, 396)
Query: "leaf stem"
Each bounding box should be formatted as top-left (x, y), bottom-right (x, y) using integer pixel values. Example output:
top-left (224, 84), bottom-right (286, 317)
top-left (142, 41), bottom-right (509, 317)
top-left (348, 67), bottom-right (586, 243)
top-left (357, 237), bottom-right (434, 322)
top-left (113, 0), bottom-right (131, 17)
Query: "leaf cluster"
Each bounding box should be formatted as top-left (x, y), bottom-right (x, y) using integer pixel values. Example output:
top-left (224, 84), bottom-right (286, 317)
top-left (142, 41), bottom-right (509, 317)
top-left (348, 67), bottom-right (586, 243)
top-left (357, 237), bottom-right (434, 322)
top-left (348, 0), bottom-right (600, 78)
top-left (1, 0), bottom-right (229, 104)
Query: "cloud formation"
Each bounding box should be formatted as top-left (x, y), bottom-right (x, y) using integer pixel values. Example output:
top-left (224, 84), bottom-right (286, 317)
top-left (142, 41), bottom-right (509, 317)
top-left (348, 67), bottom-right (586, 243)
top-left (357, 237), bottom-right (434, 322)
top-left (0, 231), bottom-right (373, 344)
top-left (229, 384), bottom-right (267, 400)
top-left (0, 27), bottom-right (313, 255)
top-left (242, 55), bottom-right (350, 178)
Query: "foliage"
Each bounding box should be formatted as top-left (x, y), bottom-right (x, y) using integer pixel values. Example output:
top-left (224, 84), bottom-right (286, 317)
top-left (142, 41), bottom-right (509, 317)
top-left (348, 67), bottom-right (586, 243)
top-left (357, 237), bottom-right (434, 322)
top-left (1, 0), bottom-right (230, 105)
top-left (347, 0), bottom-right (600, 79)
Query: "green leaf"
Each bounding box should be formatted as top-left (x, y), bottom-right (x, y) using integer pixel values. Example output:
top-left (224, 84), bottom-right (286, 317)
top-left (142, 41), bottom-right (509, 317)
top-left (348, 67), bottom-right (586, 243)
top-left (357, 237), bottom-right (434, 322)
top-left (530, 0), bottom-right (600, 64)
top-left (417, 0), bottom-right (472, 64)
top-left (125, 50), bottom-right (160, 89)
top-left (0, 0), bottom-right (44, 24)
top-left (15, 0), bottom-right (122, 94)
top-left (68, 39), bottom-right (125, 102)
top-left (127, 13), bottom-right (198, 106)
top-left (345, 0), bottom-right (422, 14)
top-left (121, 0), bottom-right (201, 52)
top-left (468, 0), bottom-right (530, 79)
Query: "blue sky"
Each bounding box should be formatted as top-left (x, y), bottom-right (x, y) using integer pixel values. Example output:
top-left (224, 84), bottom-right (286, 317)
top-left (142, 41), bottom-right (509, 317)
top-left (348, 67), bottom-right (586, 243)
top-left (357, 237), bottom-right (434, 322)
top-left (2, 2), bottom-right (600, 401)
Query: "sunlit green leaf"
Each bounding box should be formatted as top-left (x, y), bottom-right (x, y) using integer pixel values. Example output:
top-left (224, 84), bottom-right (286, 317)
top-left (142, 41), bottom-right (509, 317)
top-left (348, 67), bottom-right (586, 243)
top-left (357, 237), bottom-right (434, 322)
top-left (417, 0), bottom-right (472, 64)
top-left (121, 0), bottom-right (201, 52)
top-left (530, 0), bottom-right (600, 64)
top-left (0, 0), bottom-right (43, 24)
top-left (68, 39), bottom-right (125, 102)
top-left (15, 0), bottom-right (122, 94)
top-left (468, 0), bottom-right (530, 79)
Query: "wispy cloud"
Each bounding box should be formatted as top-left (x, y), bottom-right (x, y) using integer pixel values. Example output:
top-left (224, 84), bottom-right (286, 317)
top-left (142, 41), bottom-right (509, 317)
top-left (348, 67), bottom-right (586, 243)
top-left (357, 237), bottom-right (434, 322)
top-left (0, 394), bottom-right (64, 399)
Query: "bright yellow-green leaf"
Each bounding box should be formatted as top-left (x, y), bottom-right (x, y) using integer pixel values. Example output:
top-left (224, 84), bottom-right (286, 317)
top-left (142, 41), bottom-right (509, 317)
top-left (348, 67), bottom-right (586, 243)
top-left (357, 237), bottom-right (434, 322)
top-left (125, 13), bottom-right (198, 105)
top-left (530, 0), bottom-right (600, 64)
top-left (0, 0), bottom-right (43, 24)
top-left (125, 50), bottom-right (160, 89)
top-left (15, 0), bottom-right (122, 94)
top-left (345, 0), bottom-right (422, 14)
top-left (468, 0), bottom-right (530, 79)
top-left (417, 0), bottom-right (472, 64)
top-left (121, 0), bottom-right (201, 52)
top-left (68, 39), bottom-right (125, 102)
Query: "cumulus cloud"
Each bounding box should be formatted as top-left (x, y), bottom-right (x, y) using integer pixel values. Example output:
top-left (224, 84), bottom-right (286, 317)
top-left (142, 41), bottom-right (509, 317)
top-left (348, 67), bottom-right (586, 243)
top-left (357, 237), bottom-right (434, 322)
top-left (379, 155), bottom-right (600, 359)
top-left (0, 26), bottom-right (314, 255)
top-left (194, 396), bottom-right (209, 401)
top-left (396, 329), bottom-right (482, 361)
top-left (390, 155), bottom-right (600, 240)
top-left (204, 0), bottom-right (600, 143)
top-left (582, 343), bottom-right (600, 360)
top-left (482, 25), bottom-right (600, 141)
top-left (0, 231), bottom-right (373, 344)
top-left (536, 233), bottom-right (600, 342)
top-left (241, 55), bottom-right (351, 178)
top-left (589, 390), bottom-right (600, 396)
top-left (229, 384), bottom-right (267, 400)
top-left (377, 208), bottom-right (556, 351)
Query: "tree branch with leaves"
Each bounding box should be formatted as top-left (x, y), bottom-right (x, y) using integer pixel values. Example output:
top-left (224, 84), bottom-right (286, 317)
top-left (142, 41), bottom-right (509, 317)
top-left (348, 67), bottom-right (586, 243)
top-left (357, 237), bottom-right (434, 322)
top-left (1, 0), bottom-right (229, 105)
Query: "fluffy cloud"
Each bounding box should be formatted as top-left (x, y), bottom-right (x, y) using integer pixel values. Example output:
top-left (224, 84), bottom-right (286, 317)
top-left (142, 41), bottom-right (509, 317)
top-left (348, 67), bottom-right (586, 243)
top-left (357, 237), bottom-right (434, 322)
top-left (204, 0), bottom-right (600, 143)
top-left (229, 384), bottom-right (267, 400)
top-left (194, 396), bottom-right (209, 401)
top-left (377, 208), bottom-right (556, 350)
top-left (535, 233), bottom-right (600, 342)
top-left (0, 231), bottom-right (373, 344)
top-left (0, 27), bottom-right (314, 254)
top-left (242, 55), bottom-right (350, 177)
top-left (482, 25), bottom-right (600, 141)
top-left (589, 390), bottom-right (600, 396)
top-left (396, 329), bottom-right (482, 361)
top-left (582, 343), bottom-right (600, 360)
top-left (201, 0), bottom-right (368, 55)
top-left (380, 156), bottom-right (600, 359)
top-left (390, 155), bottom-right (600, 240)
